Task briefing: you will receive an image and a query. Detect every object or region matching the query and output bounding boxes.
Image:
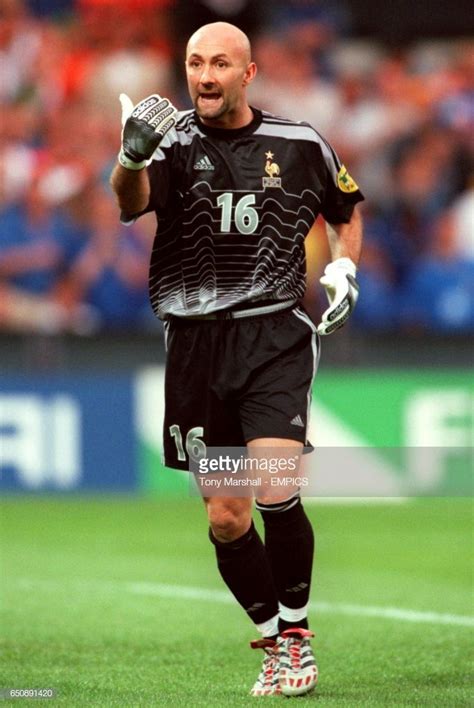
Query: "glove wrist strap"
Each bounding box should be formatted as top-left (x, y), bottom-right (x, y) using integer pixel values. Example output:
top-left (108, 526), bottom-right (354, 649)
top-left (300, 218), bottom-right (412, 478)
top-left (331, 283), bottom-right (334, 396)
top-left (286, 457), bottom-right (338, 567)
top-left (328, 257), bottom-right (357, 276)
top-left (118, 149), bottom-right (147, 171)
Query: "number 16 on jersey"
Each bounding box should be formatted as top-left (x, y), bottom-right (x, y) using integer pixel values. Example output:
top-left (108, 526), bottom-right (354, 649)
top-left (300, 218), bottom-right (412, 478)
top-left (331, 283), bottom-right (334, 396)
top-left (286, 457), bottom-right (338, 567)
top-left (217, 193), bottom-right (259, 235)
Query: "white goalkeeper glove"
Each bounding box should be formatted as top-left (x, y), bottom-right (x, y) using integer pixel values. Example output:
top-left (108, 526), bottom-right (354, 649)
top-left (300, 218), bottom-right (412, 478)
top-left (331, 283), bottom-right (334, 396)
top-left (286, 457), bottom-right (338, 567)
top-left (317, 257), bottom-right (359, 335)
top-left (118, 93), bottom-right (177, 170)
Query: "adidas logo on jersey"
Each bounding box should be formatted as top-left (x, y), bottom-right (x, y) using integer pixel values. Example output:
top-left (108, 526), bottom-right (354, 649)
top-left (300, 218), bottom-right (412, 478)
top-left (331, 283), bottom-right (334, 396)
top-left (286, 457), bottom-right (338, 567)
top-left (290, 414), bottom-right (304, 427)
top-left (194, 155), bottom-right (215, 171)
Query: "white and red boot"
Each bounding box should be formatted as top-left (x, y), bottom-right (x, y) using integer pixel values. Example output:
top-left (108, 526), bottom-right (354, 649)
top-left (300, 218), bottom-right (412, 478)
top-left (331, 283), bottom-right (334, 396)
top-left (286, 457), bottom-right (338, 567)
top-left (249, 638), bottom-right (281, 696)
top-left (278, 628), bottom-right (318, 696)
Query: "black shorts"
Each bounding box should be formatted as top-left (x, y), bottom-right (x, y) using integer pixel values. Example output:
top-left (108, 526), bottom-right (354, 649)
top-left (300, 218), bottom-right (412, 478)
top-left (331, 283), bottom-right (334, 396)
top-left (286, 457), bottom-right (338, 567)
top-left (163, 304), bottom-right (320, 470)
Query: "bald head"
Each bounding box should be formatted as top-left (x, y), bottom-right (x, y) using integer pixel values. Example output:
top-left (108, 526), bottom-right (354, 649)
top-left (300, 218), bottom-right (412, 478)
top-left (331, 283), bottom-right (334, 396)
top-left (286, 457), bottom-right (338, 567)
top-left (186, 22), bottom-right (251, 66)
top-left (185, 21), bottom-right (256, 129)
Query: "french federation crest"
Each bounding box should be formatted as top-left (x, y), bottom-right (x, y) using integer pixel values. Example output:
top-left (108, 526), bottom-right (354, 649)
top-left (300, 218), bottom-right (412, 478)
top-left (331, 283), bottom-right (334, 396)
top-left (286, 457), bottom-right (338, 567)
top-left (337, 165), bottom-right (359, 193)
top-left (262, 151), bottom-right (282, 188)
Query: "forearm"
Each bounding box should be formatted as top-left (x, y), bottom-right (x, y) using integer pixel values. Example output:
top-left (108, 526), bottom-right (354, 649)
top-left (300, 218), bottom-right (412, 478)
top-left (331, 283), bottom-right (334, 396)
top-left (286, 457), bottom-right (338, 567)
top-left (326, 206), bottom-right (363, 265)
top-left (110, 163), bottom-right (150, 216)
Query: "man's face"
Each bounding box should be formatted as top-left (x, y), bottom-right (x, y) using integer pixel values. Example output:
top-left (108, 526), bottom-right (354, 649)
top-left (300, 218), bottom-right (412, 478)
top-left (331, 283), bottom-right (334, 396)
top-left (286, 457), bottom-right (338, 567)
top-left (185, 33), bottom-right (254, 126)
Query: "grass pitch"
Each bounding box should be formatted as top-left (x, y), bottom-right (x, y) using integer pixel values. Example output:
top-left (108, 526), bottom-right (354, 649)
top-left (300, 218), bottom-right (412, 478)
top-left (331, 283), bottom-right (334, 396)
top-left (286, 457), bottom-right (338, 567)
top-left (1, 497), bottom-right (472, 706)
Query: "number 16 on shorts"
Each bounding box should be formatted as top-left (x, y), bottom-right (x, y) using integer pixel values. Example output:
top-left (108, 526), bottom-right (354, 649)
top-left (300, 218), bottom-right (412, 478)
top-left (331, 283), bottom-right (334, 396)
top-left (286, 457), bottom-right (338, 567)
top-left (169, 425), bottom-right (206, 462)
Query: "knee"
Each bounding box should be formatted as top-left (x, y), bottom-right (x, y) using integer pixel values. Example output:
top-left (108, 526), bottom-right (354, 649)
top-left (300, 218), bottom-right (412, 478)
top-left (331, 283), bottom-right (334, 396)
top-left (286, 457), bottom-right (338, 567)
top-left (207, 500), bottom-right (252, 542)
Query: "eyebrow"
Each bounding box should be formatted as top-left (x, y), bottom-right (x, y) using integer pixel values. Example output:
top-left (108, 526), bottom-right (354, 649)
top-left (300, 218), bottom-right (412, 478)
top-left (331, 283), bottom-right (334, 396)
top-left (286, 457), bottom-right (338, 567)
top-left (187, 52), bottom-right (231, 61)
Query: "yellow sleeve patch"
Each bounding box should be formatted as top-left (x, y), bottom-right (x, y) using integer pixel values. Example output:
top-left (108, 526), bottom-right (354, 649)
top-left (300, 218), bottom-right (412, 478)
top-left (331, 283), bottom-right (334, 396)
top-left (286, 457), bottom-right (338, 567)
top-left (337, 165), bottom-right (359, 193)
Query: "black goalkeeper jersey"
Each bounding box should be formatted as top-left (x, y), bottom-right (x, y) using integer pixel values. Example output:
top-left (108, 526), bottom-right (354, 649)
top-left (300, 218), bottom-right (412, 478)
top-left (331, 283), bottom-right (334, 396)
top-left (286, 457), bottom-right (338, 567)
top-left (136, 108), bottom-right (363, 319)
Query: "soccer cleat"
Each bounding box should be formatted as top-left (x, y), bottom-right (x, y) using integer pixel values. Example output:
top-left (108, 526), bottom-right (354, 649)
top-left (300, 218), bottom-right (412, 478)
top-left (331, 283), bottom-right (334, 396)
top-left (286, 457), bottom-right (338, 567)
top-left (249, 638), bottom-right (281, 696)
top-left (278, 628), bottom-right (318, 696)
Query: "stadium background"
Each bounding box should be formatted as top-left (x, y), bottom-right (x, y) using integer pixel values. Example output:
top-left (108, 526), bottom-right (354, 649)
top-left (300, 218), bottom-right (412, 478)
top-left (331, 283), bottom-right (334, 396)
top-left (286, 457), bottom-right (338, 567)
top-left (1, 1), bottom-right (473, 705)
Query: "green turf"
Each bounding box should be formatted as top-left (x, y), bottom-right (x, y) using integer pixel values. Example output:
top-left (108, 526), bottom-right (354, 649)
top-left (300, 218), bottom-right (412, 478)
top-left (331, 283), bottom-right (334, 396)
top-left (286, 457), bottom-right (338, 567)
top-left (1, 497), bottom-right (472, 706)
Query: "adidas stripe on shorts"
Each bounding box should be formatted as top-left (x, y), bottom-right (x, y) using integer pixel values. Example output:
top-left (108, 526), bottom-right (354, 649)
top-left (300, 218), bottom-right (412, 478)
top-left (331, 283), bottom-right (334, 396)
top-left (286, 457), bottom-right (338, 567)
top-left (162, 304), bottom-right (320, 471)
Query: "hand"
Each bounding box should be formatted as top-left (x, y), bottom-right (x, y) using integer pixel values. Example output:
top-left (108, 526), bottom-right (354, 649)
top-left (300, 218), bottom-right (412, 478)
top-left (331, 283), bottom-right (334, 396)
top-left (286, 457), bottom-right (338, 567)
top-left (317, 257), bottom-right (359, 335)
top-left (118, 93), bottom-right (177, 170)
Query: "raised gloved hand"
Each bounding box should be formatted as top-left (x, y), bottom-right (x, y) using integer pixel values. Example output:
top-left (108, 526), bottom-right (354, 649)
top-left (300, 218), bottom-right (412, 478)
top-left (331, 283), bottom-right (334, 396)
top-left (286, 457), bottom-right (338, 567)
top-left (118, 93), bottom-right (177, 170)
top-left (317, 257), bottom-right (359, 335)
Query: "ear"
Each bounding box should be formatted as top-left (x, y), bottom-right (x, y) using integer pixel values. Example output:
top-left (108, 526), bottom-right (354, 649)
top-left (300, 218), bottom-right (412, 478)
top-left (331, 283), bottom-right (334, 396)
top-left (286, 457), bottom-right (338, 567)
top-left (242, 61), bottom-right (257, 87)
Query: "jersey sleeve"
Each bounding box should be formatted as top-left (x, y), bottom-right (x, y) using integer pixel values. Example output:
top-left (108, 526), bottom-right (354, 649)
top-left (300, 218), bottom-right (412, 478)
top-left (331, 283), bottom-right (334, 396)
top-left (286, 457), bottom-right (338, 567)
top-left (318, 139), bottom-right (364, 224)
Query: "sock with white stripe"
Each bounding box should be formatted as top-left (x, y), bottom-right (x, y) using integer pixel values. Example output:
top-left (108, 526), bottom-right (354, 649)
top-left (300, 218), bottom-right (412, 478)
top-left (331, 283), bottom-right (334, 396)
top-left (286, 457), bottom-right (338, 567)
top-left (255, 613), bottom-right (280, 639)
top-left (257, 495), bottom-right (314, 632)
top-left (209, 521), bottom-right (279, 631)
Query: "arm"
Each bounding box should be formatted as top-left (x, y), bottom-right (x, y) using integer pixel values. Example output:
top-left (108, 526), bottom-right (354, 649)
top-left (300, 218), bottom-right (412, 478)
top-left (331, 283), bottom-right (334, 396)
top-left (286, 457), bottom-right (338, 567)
top-left (325, 205), bottom-right (363, 265)
top-left (109, 92), bottom-right (177, 219)
top-left (317, 206), bottom-right (363, 335)
top-left (110, 163), bottom-right (150, 217)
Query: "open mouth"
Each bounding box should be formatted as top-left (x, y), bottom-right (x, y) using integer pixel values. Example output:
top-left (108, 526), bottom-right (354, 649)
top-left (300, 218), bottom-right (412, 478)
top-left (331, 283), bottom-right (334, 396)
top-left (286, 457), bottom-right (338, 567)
top-left (199, 93), bottom-right (222, 104)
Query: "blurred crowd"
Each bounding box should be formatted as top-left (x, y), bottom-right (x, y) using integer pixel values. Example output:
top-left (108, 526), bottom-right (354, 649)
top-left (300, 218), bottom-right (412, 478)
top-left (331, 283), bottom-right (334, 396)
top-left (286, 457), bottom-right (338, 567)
top-left (0, 0), bottom-right (472, 334)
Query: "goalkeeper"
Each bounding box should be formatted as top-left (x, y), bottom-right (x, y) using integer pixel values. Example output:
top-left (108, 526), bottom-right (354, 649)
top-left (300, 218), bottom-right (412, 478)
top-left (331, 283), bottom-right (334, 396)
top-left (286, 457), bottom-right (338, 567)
top-left (110, 21), bottom-right (363, 698)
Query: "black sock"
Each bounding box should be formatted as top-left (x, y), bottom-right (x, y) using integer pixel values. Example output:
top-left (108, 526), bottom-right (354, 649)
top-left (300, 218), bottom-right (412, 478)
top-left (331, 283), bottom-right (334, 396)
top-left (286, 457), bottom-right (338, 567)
top-left (257, 496), bottom-right (314, 633)
top-left (209, 521), bottom-right (279, 627)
